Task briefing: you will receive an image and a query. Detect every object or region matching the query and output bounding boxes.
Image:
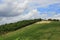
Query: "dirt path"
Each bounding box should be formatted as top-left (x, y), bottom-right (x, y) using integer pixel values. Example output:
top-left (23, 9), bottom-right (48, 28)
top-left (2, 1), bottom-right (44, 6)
top-left (35, 21), bottom-right (51, 24)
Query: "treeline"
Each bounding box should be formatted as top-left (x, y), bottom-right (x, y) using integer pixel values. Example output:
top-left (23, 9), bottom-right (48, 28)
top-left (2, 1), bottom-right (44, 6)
top-left (48, 19), bottom-right (59, 21)
top-left (0, 18), bottom-right (42, 34)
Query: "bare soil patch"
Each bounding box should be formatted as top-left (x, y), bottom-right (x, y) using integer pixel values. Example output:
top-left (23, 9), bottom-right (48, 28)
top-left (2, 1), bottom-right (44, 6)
top-left (35, 21), bottom-right (51, 24)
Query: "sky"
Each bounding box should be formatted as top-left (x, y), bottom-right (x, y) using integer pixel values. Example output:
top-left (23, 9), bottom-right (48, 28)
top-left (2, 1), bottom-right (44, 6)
top-left (0, 0), bottom-right (60, 25)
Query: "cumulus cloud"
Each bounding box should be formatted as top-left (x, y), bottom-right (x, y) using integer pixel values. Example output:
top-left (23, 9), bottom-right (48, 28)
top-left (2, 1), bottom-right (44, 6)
top-left (51, 14), bottom-right (60, 19)
top-left (0, 0), bottom-right (29, 17)
top-left (0, 0), bottom-right (60, 17)
top-left (0, 9), bottom-right (48, 25)
top-left (0, 0), bottom-right (60, 24)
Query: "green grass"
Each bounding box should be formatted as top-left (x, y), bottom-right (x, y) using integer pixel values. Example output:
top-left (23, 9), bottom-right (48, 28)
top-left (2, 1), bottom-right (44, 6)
top-left (0, 21), bottom-right (60, 40)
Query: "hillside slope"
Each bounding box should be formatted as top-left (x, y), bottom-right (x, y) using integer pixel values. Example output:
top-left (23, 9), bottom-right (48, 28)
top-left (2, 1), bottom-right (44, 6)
top-left (0, 21), bottom-right (60, 40)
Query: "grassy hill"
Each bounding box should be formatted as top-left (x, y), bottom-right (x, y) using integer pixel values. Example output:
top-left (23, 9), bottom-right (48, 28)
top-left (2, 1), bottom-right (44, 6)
top-left (0, 21), bottom-right (60, 40)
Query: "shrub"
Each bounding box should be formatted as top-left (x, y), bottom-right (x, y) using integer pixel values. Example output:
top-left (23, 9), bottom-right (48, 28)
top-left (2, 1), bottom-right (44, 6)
top-left (0, 19), bottom-right (42, 34)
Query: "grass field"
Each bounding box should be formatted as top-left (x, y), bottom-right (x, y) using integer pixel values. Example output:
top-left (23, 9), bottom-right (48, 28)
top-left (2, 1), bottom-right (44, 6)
top-left (0, 21), bottom-right (60, 40)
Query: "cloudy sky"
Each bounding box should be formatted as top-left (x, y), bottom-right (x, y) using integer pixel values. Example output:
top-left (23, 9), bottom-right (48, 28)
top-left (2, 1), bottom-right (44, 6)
top-left (0, 0), bottom-right (60, 25)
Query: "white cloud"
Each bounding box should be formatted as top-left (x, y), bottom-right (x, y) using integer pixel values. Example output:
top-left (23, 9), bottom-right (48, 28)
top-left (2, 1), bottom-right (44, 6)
top-left (0, 9), bottom-right (48, 25)
top-left (0, 3), bottom-right (7, 11)
top-left (0, 0), bottom-right (60, 24)
top-left (0, 0), bottom-right (29, 17)
top-left (51, 14), bottom-right (60, 19)
top-left (0, 0), bottom-right (60, 17)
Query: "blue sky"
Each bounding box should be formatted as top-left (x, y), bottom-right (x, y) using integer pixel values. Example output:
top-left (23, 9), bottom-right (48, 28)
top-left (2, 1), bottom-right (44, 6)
top-left (0, 0), bottom-right (60, 24)
top-left (38, 3), bottom-right (60, 13)
top-left (0, 0), bottom-right (2, 3)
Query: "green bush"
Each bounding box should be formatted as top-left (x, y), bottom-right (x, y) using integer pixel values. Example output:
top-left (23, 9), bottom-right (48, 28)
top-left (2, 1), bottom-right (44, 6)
top-left (0, 18), bottom-right (42, 34)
